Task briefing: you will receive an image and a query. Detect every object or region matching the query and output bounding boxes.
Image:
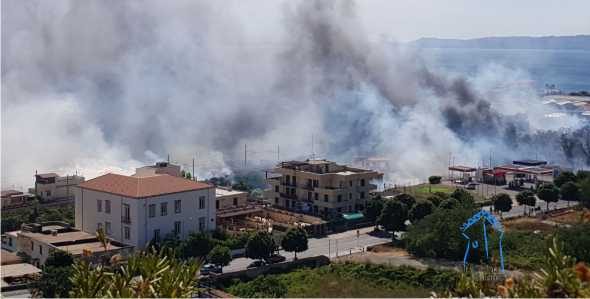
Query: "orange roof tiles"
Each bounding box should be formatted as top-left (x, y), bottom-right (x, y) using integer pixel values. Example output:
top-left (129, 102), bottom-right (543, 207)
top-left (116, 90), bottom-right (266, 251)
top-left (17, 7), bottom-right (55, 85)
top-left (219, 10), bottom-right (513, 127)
top-left (78, 173), bottom-right (212, 198)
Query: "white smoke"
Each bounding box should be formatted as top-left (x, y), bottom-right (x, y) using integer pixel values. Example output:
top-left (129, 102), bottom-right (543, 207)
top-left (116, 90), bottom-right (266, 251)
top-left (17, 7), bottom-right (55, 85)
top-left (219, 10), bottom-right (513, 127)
top-left (1, 0), bottom-right (585, 189)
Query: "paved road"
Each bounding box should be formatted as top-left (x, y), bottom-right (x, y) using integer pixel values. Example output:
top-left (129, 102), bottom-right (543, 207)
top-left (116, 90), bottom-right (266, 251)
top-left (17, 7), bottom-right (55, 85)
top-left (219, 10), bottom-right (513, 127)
top-left (224, 227), bottom-right (391, 272)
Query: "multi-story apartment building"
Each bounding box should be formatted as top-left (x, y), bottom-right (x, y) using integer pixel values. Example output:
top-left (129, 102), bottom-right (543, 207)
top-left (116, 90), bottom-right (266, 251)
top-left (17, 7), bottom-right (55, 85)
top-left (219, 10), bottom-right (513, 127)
top-left (29, 173), bottom-right (85, 201)
top-left (74, 173), bottom-right (216, 249)
top-left (133, 161), bottom-right (182, 178)
top-left (266, 160), bottom-right (383, 219)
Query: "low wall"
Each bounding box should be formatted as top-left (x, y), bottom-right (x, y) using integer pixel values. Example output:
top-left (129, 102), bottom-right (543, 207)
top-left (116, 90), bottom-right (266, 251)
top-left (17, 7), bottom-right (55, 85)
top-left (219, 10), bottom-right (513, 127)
top-left (212, 255), bottom-right (330, 284)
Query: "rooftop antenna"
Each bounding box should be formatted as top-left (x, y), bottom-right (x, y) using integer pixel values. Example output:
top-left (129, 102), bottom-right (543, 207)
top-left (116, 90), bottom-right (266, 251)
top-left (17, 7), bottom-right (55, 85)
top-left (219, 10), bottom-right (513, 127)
top-left (277, 145), bottom-right (280, 162)
top-left (167, 154), bottom-right (170, 163)
top-left (192, 156), bottom-right (196, 181)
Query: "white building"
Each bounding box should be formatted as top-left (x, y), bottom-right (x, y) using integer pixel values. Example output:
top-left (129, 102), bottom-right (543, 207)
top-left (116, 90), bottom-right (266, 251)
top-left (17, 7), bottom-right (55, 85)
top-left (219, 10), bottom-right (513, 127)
top-left (75, 173), bottom-right (216, 249)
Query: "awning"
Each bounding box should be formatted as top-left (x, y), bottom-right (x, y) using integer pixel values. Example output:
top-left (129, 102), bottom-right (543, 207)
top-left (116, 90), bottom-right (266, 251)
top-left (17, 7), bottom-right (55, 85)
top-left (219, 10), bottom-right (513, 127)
top-left (342, 212), bottom-right (364, 221)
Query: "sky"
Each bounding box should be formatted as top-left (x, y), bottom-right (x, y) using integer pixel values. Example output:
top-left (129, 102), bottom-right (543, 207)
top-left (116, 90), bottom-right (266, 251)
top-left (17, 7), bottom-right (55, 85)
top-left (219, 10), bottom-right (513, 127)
top-left (231, 0), bottom-right (590, 42)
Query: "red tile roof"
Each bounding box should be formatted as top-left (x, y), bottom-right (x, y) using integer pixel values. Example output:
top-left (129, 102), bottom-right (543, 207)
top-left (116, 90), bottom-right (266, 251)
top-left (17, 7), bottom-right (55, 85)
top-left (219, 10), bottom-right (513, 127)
top-left (78, 173), bottom-right (212, 198)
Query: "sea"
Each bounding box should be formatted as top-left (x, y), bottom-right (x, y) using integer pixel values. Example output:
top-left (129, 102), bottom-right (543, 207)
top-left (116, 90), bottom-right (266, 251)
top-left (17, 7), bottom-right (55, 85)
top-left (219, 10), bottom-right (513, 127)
top-left (416, 48), bottom-right (590, 93)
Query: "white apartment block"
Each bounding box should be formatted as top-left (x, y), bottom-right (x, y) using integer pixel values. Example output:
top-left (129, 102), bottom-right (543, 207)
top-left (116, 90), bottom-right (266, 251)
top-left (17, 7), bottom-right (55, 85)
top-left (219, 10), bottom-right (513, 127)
top-left (74, 173), bottom-right (216, 249)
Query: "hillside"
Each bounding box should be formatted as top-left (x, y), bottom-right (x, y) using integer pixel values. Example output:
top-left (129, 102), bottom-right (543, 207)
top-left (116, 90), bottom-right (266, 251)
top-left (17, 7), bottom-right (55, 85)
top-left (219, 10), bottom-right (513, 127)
top-left (410, 35), bottom-right (590, 50)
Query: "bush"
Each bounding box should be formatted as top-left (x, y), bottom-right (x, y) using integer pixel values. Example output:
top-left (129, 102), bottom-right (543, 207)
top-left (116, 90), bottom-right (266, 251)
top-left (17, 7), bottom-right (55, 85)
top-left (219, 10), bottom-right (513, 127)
top-left (405, 207), bottom-right (476, 260)
top-left (558, 224), bottom-right (590, 262)
top-left (428, 176), bottom-right (442, 184)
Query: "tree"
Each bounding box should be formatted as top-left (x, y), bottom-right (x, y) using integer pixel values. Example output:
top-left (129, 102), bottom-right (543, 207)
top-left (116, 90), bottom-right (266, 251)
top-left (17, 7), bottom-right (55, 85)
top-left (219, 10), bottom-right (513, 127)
top-left (245, 232), bottom-right (275, 261)
top-left (450, 189), bottom-right (475, 207)
top-left (180, 232), bottom-right (213, 258)
top-left (560, 181), bottom-right (580, 207)
top-left (426, 195), bottom-right (442, 207)
top-left (208, 245), bottom-right (232, 270)
top-left (409, 200), bottom-right (434, 223)
top-left (395, 193), bottom-right (416, 209)
top-left (554, 171), bottom-right (576, 187)
top-left (69, 249), bottom-right (201, 298)
top-left (428, 176), bottom-right (442, 185)
top-left (281, 228), bottom-right (309, 259)
top-left (537, 183), bottom-right (560, 211)
top-left (34, 251), bottom-right (75, 297)
top-left (516, 190), bottom-right (536, 215)
top-left (492, 193), bottom-right (512, 217)
top-left (365, 197), bottom-right (384, 223)
top-left (440, 198), bottom-right (459, 209)
top-left (405, 206), bottom-right (476, 260)
top-left (377, 200), bottom-right (408, 240)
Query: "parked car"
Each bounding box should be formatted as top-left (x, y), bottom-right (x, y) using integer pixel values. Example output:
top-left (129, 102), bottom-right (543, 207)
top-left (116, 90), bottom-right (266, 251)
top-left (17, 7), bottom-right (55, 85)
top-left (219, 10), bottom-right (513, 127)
top-left (201, 263), bottom-right (222, 275)
top-left (466, 183), bottom-right (479, 190)
top-left (246, 260), bottom-right (267, 269)
top-left (265, 254), bottom-right (286, 264)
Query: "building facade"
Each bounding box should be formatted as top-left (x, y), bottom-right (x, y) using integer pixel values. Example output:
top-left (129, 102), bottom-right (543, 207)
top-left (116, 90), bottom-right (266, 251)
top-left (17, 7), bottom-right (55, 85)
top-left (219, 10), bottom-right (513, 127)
top-left (30, 173), bottom-right (85, 201)
top-left (75, 173), bottom-right (216, 249)
top-left (266, 160), bottom-right (382, 219)
top-left (133, 162), bottom-right (182, 178)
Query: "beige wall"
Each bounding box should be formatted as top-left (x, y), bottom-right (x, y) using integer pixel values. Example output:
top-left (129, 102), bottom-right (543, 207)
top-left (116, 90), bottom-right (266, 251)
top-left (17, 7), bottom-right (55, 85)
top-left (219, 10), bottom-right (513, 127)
top-left (266, 167), bottom-right (380, 219)
top-left (34, 175), bottom-right (84, 201)
top-left (216, 191), bottom-right (248, 210)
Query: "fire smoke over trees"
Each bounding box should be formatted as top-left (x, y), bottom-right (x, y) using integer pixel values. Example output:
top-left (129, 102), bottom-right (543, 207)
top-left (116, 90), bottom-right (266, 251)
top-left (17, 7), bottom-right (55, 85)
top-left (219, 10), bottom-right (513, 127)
top-left (1, 0), bottom-right (588, 188)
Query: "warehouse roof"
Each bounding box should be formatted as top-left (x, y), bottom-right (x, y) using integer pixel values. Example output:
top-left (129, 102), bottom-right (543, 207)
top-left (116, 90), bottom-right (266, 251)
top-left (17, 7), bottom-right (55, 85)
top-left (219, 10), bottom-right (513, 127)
top-left (78, 173), bottom-right (212, 198)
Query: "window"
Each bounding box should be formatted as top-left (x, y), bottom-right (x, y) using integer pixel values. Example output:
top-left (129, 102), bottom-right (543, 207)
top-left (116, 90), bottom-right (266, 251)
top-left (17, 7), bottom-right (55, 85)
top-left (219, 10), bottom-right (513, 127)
top-left (292, 200), bottom-right (296, 208)
top-left (285, 199), bottom-right (290, 208)
top-left (149, 204), bottom-right (156, 218)
top-left (308, 192), bottom-right (312, 201)
top-left (46, 190), bottom-right (51, 197)
top-left (314, 193), bottom-right (319, 201)
top-left (349, 181), bottom-right (353, 187)
top-left (174, 221), bottom-right (182, 235)
top-left (285, 175), bottom-right (290, 185)
top-left (105, 200), bottom-right (111, 214)
top-left (199, 196), bottom-right (206, 209)
top-left (337, 195), bottom-right (342, 202)
top-left (349, 193), bottom-right (352, 200)
top-left (122, 203), bottom-right (130, 223)
top-left (337, 207), bottom-right (342, 213)
top-left (232, 197), bottom-right (237, 206)
top-left (216, 200), bottom-right (220, 209)
top-left (105, 221), bottom-right (111, 235)
top-left (360, 192), bottom-right (365, 199)
top-left (153, 229), bottom-right (160, 242)
top-left (97, 200), bottom-right (102, 212)
top-left (175, 200), bottom-right (182, 214)
top-left (124, 227), bottom-right (130, 240)
top-left (324, 194), bottom-right (328, 202)
top-left (198, 217), bottom-right (206, 232)
top-left (360, 179), bottom-right (366, 187)
top-left (97, 222), bottom-right (103, 231)
top-left (292, 176), bottom-right (297, 186)
top-left (8, 238), bottom-right (12, 246)
top-left (313, 180), bottom-right (319, 188)
top-left (30, 241), bottom-right (34, 251)
top-left (275, 185), bottom-right (279, 192)
top-left (275, 197), bottom-right (279, 204)
top-left (39, 245), bottom-right (43, 255)
top-left (160, 202), bottom-right (167, 216)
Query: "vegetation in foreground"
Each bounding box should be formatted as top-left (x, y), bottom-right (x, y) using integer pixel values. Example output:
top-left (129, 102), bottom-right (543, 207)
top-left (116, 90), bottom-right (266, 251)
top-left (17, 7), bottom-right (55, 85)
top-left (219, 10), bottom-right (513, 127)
top-left (225, 263), bottom-right (458, 298)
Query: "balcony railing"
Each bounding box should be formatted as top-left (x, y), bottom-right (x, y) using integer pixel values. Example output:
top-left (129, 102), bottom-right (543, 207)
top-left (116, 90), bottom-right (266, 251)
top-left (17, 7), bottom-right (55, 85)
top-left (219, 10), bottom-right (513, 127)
top-left (121, 216), bottom-right (131, 224)
top-left (280, 193), bottom-right (298, 200)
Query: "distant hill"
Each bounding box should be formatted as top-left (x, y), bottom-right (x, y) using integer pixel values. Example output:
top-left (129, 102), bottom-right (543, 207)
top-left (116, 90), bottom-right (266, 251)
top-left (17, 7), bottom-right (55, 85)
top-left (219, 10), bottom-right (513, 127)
top-left (410, 35), bottom-right (590, 50)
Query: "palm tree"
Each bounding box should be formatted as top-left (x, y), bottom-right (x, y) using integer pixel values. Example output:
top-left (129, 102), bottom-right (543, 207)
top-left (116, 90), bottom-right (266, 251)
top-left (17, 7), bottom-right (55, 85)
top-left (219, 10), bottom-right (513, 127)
top-left (96, 227), bottom-right (110, 251)
top-left (69, 248), bottom-right (201, 298)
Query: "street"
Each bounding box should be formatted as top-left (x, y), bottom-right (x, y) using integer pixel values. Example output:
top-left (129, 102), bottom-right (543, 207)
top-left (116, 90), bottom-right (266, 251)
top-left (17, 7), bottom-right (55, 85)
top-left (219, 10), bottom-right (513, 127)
top-left (224, 226), bottom-right (391, 272)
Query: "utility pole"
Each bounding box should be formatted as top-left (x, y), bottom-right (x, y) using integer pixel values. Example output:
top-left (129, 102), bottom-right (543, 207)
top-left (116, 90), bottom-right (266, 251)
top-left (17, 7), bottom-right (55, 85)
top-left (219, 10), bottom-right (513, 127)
top-left (311, 134), bottom-right (315, 160)
top-left (277, 145), bottom-right (280, 162)
top-left (192, 157), bottom-right (195, 181)
top-left (167, 154), bottom-right (170, 163)
top-left (244, 144), bottom-right (247, 168)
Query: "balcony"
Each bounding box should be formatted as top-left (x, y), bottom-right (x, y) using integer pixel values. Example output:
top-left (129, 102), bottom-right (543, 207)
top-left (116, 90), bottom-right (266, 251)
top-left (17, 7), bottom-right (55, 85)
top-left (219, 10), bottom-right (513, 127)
top-left (280, 193), bottom-right (298, 200)
top-left (121, 216), bottom-right (131, 224)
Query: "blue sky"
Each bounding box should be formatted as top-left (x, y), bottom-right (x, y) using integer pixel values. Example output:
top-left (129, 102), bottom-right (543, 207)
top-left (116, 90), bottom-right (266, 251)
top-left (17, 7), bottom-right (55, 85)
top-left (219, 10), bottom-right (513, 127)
top-left (231, 0), bottom-right (590, 42)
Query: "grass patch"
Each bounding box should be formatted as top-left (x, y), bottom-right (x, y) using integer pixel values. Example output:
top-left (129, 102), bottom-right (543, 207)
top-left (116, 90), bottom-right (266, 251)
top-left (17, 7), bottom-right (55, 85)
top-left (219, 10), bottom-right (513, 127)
top-left (224, 263), bottom-right (458, 298)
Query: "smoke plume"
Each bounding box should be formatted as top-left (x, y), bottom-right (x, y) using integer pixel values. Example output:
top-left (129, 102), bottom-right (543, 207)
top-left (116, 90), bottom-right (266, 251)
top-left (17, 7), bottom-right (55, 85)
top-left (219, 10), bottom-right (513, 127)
top-left (1, 0), bottom-right (587, 189)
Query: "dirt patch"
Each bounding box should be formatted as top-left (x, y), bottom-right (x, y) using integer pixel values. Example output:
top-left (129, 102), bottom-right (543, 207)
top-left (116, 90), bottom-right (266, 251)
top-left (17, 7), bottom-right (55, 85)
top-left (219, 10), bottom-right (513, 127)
top-left (503, 217), bottom-right (556, 232)
top-left (368, 244), bottom-right (410, 257)
top-left (549, 209), bottom-right (590, 224)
